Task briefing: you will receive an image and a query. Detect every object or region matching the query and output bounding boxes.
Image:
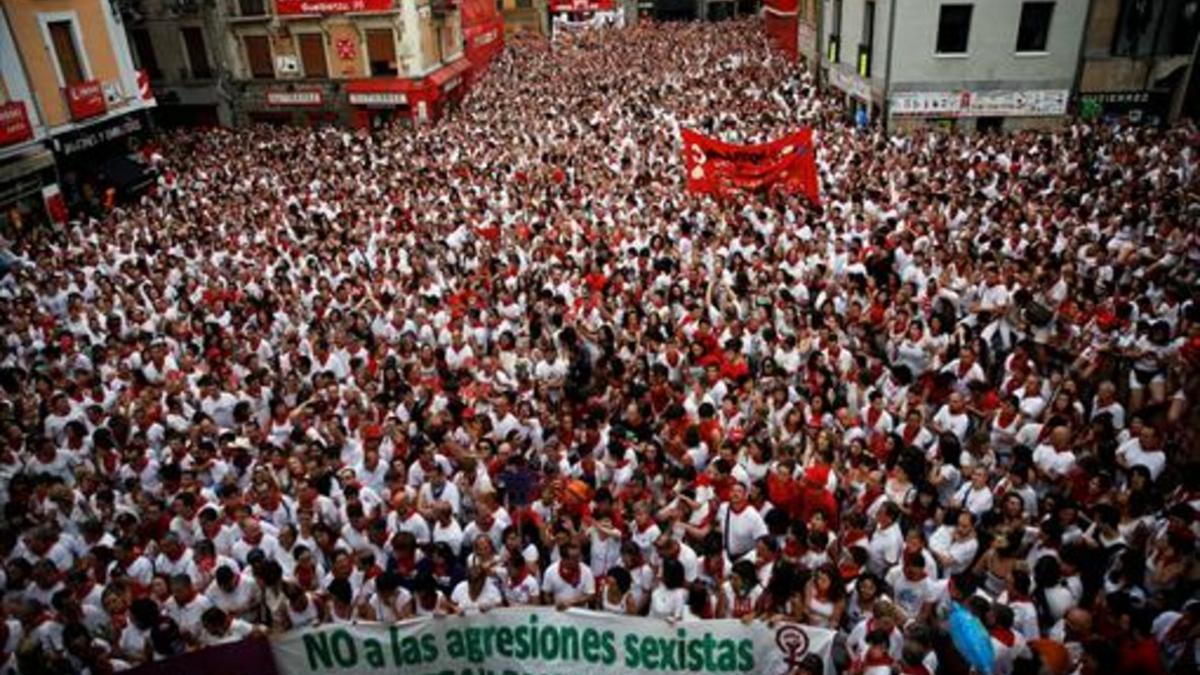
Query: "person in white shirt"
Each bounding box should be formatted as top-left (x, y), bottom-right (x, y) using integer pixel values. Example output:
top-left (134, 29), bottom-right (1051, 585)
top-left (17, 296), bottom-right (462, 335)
top-left (1115, 425), bottom-right (1167, 481)
top-left (164, 574), bottom-right (212, 642)
top-left (928, 510), bottom-right (979, 577)
top-left (198, 607), bottom-right (259, 647)
top-left (450, 566), bottom-right (503, 614)
top-left (205, 565), bottom-right (260, 620)
top-left (1032, 427), bottom-right (1077, 480)
top-left (541, 543), bottom-right (595, 609)
top-left (647, 559), bottom-right (689, 622)
top-left (715, 484), bottom-right (768, 560)
top-left (932, 394), bottom-right (971, 442)
top-left (953, 468), bottom-right (995, 518)
top-left (867, 503), bottom-right (904, 576)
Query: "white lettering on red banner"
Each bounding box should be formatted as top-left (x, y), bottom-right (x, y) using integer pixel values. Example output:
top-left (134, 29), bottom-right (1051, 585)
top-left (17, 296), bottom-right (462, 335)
top-left (348, 92), bottom-right (408, 106)
top-left (275, 0), bottom-right (392, 15)
top-left (0, 102), bottom-right (34, 146)
top-left (267, 91), bottom-right (325, 106)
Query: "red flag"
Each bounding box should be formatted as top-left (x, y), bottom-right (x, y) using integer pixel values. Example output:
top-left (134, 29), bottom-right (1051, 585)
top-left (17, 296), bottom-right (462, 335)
top-left (42, 184), bottom-right (68, 225)
top-left (681, 128), bottom-right (819, 205)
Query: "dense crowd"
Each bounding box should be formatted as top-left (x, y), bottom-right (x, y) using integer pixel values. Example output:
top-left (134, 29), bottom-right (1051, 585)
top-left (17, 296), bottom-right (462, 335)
top-left (0, 17), bottom-right (1198, 675)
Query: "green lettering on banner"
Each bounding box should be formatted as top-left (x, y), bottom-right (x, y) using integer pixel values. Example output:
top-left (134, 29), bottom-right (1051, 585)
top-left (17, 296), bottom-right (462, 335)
top-left (600, 631), bottom-right (617, 666)
top-left (363, 638), bottom-right (385, 668)
top-left (640, 636), bottom-right (658, 669)
top-left (330, 629), bottom-right (358, 668)
top-left (715, 640), bottom-right (737, 672)
top-left (513, 624), bottom-right (531, 659)
top-left (303, 631), bottom-right (336, 671)
top-left (275, 608), bottom-right (836, 675)
top-left (623, 634), bottom-right (640, 668)
top-left (495, 627), bottom-right (514, 658)
top-left (581, 628), bottom-right (600, 663)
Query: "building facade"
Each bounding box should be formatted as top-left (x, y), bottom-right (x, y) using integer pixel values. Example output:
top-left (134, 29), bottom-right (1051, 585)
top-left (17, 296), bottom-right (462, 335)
top-left (210, 0), bottom-right (485, 128)
top-left (1077, 0), bottom-right (1200, 125)
top-left (819, 0), bottom-right (1090, 132)
top-left (122, 0), bottom-right (231, 127)
top-left (1, 0), bottom-right (156, 233)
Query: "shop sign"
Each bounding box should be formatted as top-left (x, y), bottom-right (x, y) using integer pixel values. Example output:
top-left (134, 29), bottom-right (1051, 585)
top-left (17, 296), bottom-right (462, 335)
top-left (275, 0), bottom-right (393, 14)
top-left (348, 92), bottom-right (407, 106)
top-left (267, 90), bottom-right (325, 106)
top-left (0, 102), bottom-right (33, 146)
top-left (55, 113), bottom-right (144, 156)
top-left (890, 89), bottom-right (1069, 117)
top-left (65, 80), bottom-right (107, 121)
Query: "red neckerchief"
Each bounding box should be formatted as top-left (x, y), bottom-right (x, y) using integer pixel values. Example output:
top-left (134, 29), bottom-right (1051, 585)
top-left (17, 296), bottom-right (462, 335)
top-left (729, 500), bottom-right (749, 515)
top-left (558, 563), bottom-right (581, 587)
top-left (958, 361), bottom-right (972, 378)
top-left (991, 627), bottom-right (1016, 647)
top-left (997, 410), bottom-right (1018, 429)
top-left (867, 408), bottom-right (882, 428)
top-left (903, 424), bottom-right (920, 446)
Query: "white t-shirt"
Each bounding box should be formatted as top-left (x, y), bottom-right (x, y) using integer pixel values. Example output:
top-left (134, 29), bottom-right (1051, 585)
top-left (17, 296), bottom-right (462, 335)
top-left (541, 562), bottom-right (596, 605)
top-left (715, 504), bottom-right (768, 559)
top-left (647, 586), bottom-right (688, 621)
top-left (450, 580), bottom-right (503, 613)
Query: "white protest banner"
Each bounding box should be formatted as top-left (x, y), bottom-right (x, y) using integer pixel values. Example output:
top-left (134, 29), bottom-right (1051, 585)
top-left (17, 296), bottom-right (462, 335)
top-left (272, 608), bottom-right (835, 675)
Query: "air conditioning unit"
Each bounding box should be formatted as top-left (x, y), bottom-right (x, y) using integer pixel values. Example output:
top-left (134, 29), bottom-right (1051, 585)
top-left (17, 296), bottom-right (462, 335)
top-left (276, 56), bottom-right (300, 74)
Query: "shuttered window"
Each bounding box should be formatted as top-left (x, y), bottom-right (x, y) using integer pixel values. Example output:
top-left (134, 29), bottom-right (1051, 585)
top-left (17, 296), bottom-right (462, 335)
top-left (365, 29), bottom-right (398, 76)
top-left (244, 35), bottom-right (275, 79)
top-left (48, 21), bottom-right (86, 86)
top-left (182, 27), bottom-right (212, 79)
top-left (298, 33), bottom-right (328, 78)
top-left (131, 29), bottom-right (160, 79)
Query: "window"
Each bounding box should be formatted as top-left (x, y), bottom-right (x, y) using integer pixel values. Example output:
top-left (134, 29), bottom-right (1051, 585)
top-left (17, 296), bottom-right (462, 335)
top-left (244, 35), bottom-right (274, 79)
top-left (48, 20), bottom-right (86, 86)
top-left (182, 27), bottom-right (212, 79)
top-left (860, 1), bottom-right (875, 76)
top-left (239, 0), bottom-right (266, 16)
top-left (1016, 2), bottom-right (1054, 52)
top-left (365, 29), bottom-right (398, 76)
top-left (936, 4), bottom-right (973, 54)
top-left (829, 0), bottom-right (843, 63)
top-left (298, 33), bottom-right (328, 78)
top-left (131, 28), bottom-right (161, 79)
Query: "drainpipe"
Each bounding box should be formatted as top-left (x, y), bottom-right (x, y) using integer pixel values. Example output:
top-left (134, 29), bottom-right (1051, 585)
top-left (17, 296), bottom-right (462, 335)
top-left (1170, 24), bottom-right (1200, 121)
top-left (813, 0), bottom-right (822, 90)
top-left (1143, 0), bottom-right (1170, 91)
top-left (881, 0), bottom-right (896, 132)
top-left (1071, 0), bottom-right (1095, 114)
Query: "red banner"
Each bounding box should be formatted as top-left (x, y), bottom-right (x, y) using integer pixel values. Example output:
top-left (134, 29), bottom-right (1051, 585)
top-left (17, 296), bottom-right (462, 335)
top-left (681, 128), bottom-right (819, 204)
top-left (64, 80), bottom-right (107, 121)
top-left (275, 0), bottom-right (392, 14)
top-left (0, 102), bottom-right (33, 146)
top-left (550, 0), bottom-right (615, 12)
top-left (764, 0), bottom-right (799, 59)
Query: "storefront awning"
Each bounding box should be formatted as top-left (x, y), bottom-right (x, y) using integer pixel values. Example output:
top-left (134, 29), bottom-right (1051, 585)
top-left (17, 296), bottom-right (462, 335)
top-left (427, 59), bottom-right (472, 94)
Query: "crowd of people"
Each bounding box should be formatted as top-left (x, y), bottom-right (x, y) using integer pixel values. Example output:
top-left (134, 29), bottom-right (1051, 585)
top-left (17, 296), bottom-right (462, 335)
top-left (0, 17), bottom-right (1197, 675)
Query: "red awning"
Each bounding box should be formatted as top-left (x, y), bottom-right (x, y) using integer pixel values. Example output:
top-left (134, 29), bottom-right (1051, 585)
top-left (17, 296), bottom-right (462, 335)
top-left (344, 78), bottom-right (420, 94)
top-left (426, 59), bottom-right (472, 93)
